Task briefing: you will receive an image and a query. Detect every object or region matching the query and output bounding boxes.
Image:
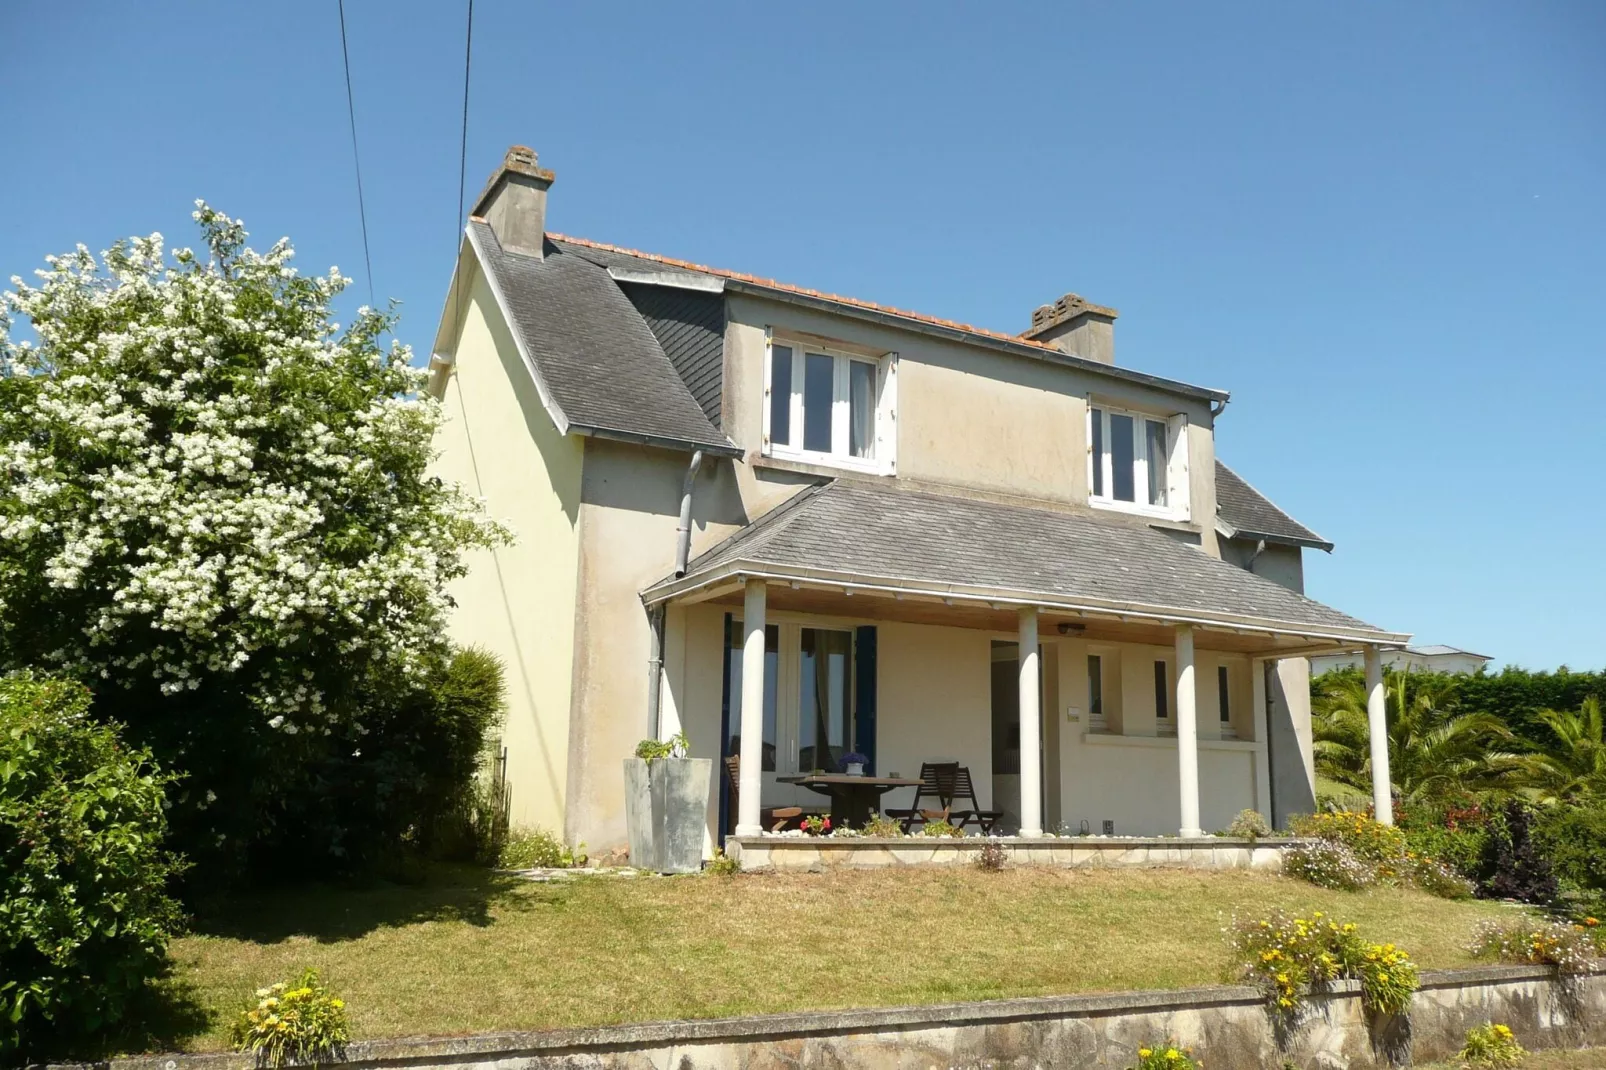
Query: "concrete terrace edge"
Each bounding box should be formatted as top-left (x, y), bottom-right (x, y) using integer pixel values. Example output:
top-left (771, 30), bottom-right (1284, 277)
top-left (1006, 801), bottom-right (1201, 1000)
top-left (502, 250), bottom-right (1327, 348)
top-left (57, 964), bottom-right (1589, 1070)
top-left (725, 834), bottom-right (1309, 870)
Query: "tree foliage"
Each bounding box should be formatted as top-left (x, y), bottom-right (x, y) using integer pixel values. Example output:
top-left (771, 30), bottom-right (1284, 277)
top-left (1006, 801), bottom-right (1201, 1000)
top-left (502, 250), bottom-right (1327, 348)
top-left (0, 671), bottom-right (184, 1059)
top-left (0, 207), bottom-right (508, 877)
top-left (1311, 667), bottom-right (1520, 804)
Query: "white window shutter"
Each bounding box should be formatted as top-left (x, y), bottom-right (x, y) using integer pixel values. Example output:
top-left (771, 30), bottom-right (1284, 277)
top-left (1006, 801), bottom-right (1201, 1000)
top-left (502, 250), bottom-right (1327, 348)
top-left (878, 353), bottom-right (898, 474)
top-left (761, 327), bottom-right (774, 451)
top-left (1166, 413), bottom-right (1191, 521)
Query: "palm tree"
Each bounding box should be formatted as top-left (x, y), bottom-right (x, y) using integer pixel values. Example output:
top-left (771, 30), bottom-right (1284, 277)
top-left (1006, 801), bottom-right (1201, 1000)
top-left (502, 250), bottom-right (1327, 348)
top-left (1511, 697), bottom-right (1606, 804)
top-left (1312, 668), bottom-right (1520, 806)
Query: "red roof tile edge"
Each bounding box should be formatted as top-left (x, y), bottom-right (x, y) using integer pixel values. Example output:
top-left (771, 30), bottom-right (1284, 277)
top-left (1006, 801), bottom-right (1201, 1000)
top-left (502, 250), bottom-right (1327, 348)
top-left (548, 232), bottom-right (1062, 354)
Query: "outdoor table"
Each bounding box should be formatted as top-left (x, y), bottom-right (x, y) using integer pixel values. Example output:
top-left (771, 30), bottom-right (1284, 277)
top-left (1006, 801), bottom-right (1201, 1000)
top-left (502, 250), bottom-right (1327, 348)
top-left (775, 773), bottom-right (922, 828)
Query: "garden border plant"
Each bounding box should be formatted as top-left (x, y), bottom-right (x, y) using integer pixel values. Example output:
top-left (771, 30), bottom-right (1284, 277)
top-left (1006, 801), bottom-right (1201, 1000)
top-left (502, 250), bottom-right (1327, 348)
top-left (1228, 909), bottom-right (1419, 1019)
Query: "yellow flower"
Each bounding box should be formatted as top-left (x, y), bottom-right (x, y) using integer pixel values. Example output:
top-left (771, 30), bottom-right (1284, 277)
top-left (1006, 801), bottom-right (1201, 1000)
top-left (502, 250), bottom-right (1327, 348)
top-left (331, 999), bottom-right (345, 1009)
top-left (1139, 1049), bottom-right (1152, 1058)
top-left (1495, 1025), bottom-right (1513, 1037)
top-left (1166, 1050), bottom-right (1179, 1060)
top-left (1378, 972), bottom-right (1389, 982)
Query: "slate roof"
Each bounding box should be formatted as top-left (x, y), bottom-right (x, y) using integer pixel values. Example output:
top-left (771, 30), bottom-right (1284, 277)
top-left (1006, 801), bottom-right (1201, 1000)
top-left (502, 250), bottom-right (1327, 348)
top-left (649, 480), bottom-right (1402, 642)
top-left (550, 234), bottom-right (1230, 404)
top-left (466, 220), bottom-right (737, 455)
top-left (1214, 461), bottom-right (1332, 551)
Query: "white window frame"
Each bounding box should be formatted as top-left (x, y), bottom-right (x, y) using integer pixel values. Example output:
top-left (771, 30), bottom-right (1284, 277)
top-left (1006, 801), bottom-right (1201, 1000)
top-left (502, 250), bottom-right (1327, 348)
top-left (1086, 402), bottom-right (1191, 521)
top-left (762, 330), bottom-right (897, 476)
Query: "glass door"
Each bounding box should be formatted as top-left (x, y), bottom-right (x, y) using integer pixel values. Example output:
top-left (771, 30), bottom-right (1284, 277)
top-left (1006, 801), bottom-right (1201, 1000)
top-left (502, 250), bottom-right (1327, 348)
top-left (726, 623), bottom-right (857, 809)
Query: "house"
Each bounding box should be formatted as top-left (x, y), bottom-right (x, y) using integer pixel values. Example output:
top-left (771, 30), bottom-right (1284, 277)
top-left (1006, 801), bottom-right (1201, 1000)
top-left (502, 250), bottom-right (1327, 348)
top-left (1311, 644), bottom-right (1493, 677)
top-left (427, 147), bottom-right (1410, 854)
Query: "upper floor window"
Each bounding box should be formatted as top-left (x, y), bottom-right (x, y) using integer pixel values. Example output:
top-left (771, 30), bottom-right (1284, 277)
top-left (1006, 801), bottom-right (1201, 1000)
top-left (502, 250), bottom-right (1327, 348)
top-left (1089, 404), bottom-right (1189, 520)
top-left (764, 335), bottom-right (897, 475)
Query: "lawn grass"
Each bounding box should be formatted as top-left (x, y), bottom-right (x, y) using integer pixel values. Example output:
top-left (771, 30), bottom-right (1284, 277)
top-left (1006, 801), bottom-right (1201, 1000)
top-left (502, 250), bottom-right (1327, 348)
top-left (163, 865), bottom-right (1525, 1052)
top-left (1419, 1049), bottom-right (1606, 1069)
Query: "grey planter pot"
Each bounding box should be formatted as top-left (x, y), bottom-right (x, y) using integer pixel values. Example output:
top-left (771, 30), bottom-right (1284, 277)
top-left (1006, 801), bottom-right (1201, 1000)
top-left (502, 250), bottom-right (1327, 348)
top-left (622, 757), bottom-right (712, 874)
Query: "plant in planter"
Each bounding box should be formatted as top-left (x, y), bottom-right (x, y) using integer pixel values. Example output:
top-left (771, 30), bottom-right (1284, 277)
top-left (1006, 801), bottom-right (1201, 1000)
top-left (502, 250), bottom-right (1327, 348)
top-left (623, 732), bottom-right (710, 874)
top-left (800, 814), bottom-right (833, 836)
top-left (838, 752), bottom-right (870, 776)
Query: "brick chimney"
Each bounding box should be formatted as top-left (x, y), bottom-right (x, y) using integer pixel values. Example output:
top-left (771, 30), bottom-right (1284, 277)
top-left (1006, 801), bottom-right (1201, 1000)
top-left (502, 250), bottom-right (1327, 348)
top-left (472, 146), bottom-right (555, 259)
top-left (1021, 293), bottom-right (1118, 365)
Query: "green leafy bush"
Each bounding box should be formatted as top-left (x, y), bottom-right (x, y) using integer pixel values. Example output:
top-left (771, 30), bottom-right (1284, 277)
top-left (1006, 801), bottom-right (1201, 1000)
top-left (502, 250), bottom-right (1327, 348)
top-left (1290, 810), bottom-right (1407, 862)
top-left (860, 813), bottom-right (904, 837)
top-left (1466, 918), bottom-right (1595, 974)
top-left (1459, 1022), bottom-right (1526, 1069)
top-left (1534, 803), bottom-right (1606, 913)
top-left (634, 732), bottom-right (688, 762)
top-left (920, 819), bottom-right (964, 838)
top-left (0, 671), bottom-right (185, 1059)
top-left (705, 849), bottom-right (740, 876)
top-left (1127, 1040), bottom-right (1199, 1069)
top-left (229, 968), bottom-right (350, 1068)
top-left (1228, 910), bottom-right (1418, 1016)
top-left (501, 827), bottom-right (585, 869)
top-left (1282, 839), bottom-right (1377, 891)
top-left (1223, 808), bottom-right (1272, 840)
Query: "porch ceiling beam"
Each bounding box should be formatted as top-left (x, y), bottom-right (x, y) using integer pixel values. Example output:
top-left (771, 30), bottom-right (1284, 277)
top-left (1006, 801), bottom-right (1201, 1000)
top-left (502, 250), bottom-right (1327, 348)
top-left (641, 561), bottom-right (1412, 648)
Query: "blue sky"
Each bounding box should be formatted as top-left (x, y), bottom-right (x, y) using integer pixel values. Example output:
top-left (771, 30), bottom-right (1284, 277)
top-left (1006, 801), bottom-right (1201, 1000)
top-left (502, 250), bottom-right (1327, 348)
top-left (3, 3), bottom-right (1602, 671)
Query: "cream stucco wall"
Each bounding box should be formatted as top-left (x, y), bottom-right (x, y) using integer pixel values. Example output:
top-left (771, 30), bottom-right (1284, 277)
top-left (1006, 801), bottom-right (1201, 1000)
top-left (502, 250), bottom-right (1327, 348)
top-left (565, 438), bottom-right (748, 850)
top-left (722, 294), bottom-right (1219, 540)
top-left (434, 263), bottom-right (584, 834)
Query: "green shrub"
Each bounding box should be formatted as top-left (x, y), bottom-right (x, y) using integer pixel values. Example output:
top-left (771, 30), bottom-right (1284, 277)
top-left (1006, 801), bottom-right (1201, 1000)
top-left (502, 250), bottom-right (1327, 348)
top-left (1282, 839), bottom-right (1377, 891)
top-left (1223, 808), bottom-right (1273, 840)
top-left (861, 812), bottom-right (904, 837)
top-left (0, 671), bottom-right (185, 1059)
top-left (1400, 819), bottom-right (1489, 880)
top-left (920, 819), bottom-right (964, 838)
top-left (229, 968), bottom-right (350, 1068)
top-left (1535, 803), bottom-right (1606, 898)
top-left (1289, 810), bottom-right (1407, 863)
top-left (1127, 1040), bottom-right (1199, 1069)
top-left (634, 732), bottom-right (688, 762)
top-left (1228, 910), bottom-right (1417, 1016)
top-left (501, 827), bottom-right (585, 869)
top-left (1459, 1022), bottom-right (1526, 1069)
top-left (705, 848), bottom-right (740, 876)
top-left (1466, 918), bottom-right (1595, 974)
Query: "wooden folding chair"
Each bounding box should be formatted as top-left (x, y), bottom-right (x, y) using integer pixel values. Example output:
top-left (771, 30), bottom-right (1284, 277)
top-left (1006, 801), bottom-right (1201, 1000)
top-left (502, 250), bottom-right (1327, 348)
top-left (723, 754), bottom-right (803, 833)
top-left (948, 765), bottom-right (1005, 833)
top-left (884, 761), bottom-right (960, 832)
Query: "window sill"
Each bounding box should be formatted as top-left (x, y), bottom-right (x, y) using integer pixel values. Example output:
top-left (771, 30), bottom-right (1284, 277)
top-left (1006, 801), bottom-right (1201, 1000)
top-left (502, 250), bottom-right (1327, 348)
top-left (1090, 497), bottom-right (1190, 525)
top-left (1080, 731), bottom-right (1260, 753)
top-left (755, 452), bottom-right (895, 480)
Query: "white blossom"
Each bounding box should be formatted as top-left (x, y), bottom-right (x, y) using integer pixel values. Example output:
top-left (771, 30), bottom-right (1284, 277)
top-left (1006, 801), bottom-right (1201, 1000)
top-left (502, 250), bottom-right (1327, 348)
top-left (0, 204), bottom-right (510, 727)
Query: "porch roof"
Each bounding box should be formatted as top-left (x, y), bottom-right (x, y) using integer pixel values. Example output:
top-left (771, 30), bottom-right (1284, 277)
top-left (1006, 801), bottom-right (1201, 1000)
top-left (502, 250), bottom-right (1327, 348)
top-left (642, 480), bottom-right (1410, 649)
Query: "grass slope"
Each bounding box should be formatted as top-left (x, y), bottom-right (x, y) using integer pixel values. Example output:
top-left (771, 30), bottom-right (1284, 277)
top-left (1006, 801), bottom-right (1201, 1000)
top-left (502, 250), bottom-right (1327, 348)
top-left (166, 866), bottom-right (1522, 1051)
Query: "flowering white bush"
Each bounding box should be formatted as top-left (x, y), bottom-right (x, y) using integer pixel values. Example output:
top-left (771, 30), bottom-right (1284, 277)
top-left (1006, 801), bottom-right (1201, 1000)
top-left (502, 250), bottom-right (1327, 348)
top-left (1282, 839), bottom-right (1377, 890)
top-left (0, 204), bottom-right (507, 738)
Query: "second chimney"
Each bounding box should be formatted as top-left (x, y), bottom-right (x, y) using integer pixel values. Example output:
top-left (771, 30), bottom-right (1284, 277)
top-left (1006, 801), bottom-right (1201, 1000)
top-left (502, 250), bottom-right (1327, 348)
top-left (1021, 293), bottom-right (1118, 365)
top-left (472, 146), bottom-right (555, 258)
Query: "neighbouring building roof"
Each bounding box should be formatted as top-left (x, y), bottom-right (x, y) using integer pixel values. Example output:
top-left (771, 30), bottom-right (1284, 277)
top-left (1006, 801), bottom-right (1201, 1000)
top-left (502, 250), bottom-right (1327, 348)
top-left (466, 220), bottom-right (738, 455)
top-left (1214, 460), bottom-right (1333, 551)
top-left (646, 480), bottom-right (1405, 645)
top-left (1406, 644), bottom-right (1492, 659)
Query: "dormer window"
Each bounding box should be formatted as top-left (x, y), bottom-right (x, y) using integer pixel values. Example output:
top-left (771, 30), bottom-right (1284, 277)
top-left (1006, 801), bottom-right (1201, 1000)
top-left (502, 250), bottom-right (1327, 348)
top-left (764, 334), bottom-right (897, 474)
top-left (1088, 403), bottom-right (1190, 520)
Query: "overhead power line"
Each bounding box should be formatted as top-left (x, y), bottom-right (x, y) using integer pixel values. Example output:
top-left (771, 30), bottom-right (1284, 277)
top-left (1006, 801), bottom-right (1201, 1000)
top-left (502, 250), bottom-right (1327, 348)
top-left (456, 0), bottom-right (475, 252)
top-left (337, 0), bottom-right (376, 307)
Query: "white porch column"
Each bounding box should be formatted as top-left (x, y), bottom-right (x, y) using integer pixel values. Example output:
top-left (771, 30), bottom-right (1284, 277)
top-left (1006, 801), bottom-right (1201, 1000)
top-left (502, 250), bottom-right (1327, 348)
top-left (1175, 624), bottom-right (1202, 837)
top-left (1364, 645), bottom-right (1394, 826)
top-left (735, 578), bottom-right (767, 837)
top-left (1017, 607), bottom-right (1043, 838)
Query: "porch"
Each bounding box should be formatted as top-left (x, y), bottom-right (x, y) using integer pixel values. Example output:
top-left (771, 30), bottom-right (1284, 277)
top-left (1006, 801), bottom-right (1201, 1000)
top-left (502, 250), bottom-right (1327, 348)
top-left (644, 480), bottom-right (1410, 848)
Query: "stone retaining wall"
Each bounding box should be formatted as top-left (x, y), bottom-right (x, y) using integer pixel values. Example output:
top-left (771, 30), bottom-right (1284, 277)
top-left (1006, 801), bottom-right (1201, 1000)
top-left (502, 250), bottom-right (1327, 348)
top-left (727, 834), bottom-right (1297, 871)
top-left (80, 965), bottom-right (1606, 1070)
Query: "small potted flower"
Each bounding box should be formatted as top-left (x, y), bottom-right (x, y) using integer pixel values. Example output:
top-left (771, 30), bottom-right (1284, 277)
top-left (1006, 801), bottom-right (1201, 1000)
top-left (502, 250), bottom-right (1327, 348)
top-left (801, 814), bottom-right (832, 836)
top-left (839, 752), bottom-right (870, 776)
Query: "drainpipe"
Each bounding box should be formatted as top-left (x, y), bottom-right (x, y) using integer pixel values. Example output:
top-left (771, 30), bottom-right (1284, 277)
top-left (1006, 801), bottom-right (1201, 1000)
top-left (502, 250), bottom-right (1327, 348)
top-left (647, 449), bottom-right (705, 740)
